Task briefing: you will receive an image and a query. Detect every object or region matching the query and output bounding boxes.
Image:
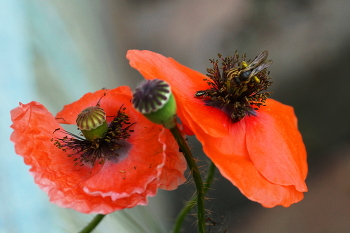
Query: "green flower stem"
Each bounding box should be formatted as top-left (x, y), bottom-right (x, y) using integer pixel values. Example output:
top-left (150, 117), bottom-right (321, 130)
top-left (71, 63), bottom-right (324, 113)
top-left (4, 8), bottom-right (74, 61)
top-left (172, 162), bottom-right (216, 233)
top-left (78, 214), bottom-right (105, 233)
top-left (170, 126), bottom-right (206, 233)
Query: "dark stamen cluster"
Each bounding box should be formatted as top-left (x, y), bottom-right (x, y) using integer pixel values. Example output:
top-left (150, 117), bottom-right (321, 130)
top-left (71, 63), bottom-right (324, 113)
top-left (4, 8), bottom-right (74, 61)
top-left (195, 51), bottom-right (273, 122)
top-left (52, 106), bottom-right (135, 166)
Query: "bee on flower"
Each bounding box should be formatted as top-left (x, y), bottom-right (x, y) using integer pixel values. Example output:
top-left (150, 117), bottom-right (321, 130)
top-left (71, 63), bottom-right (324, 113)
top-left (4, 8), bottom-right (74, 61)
top-left (127, 49), bottom-right (308, 207)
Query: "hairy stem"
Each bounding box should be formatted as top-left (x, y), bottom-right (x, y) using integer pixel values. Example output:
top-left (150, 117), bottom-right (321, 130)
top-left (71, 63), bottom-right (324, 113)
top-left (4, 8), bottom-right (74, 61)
top-left (172, 162), bottom-right (216, 233)
top-left (170, 126), bottom-right (207, 233)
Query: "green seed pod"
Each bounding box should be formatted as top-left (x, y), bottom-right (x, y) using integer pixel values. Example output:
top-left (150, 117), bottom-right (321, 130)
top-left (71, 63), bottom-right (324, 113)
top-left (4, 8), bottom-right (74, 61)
top-left (76, 106), bottom-right (108, 141)
top-left (132, 79), bottom-right (177, 129)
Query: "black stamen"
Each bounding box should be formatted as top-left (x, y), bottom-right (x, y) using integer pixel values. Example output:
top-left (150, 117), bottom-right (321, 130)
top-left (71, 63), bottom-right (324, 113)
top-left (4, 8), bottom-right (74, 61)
top-left (52, 106), bottom-right (135, 166)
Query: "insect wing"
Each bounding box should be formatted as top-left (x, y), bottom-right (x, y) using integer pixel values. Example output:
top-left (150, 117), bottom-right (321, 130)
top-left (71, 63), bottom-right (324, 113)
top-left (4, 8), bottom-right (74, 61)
top-left (249, 59), bottom-right (273, 77)
top-left (244, 50), bottom-right (269, 71)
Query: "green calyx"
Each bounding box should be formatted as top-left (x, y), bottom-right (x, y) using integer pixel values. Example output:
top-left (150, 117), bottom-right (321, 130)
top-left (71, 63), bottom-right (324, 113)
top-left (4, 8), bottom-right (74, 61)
top-left (132, 79), bottom-right (177, 129)
top-left (76, 106), bottom-right (108, 141)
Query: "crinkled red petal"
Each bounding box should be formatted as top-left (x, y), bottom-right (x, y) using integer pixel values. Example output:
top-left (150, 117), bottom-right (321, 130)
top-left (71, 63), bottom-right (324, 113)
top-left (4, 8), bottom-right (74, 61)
top-left (157, 128), bottom-right (187, 190)
top-left (10, 87), bottom-right (186, 214)
top-left (56, 86), bottom-right (132, 125)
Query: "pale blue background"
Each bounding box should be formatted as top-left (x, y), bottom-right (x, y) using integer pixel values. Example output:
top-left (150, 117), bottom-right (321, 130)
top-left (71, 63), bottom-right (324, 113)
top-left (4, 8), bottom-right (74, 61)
top-left (1, 1), bottom-right (164, 232)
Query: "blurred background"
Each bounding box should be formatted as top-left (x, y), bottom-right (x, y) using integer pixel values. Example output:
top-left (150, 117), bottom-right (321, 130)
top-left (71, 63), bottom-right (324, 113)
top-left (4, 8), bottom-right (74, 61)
top-left (1, 0), bottom-right (350, 232)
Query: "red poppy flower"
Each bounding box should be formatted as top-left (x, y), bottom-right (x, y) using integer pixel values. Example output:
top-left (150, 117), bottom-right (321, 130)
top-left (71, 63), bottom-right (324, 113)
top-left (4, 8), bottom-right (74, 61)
top-left (126, 50), bottom-right (308, 207)
top-left (10, 86), bottom-right (186, 214)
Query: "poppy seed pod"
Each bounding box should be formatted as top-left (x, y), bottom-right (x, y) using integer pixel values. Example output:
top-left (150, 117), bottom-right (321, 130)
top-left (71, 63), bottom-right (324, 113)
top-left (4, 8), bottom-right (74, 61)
top-left (132, 79), bottom-right (177, 129)
top-left (76, 106), bottom-right (109, 141)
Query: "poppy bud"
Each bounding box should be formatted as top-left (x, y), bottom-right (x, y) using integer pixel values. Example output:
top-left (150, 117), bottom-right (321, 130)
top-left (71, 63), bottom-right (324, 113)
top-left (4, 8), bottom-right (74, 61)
top-left (132, 79), bottom-right (177, 129)
top-left (76, 106), bottom-right (108, 141)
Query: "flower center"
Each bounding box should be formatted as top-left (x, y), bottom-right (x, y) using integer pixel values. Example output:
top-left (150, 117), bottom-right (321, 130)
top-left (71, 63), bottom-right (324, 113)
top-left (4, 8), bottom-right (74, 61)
top-left (52, 106), bottom-right (135, 166)
top-left (195, 50), bottom-right (273, 122)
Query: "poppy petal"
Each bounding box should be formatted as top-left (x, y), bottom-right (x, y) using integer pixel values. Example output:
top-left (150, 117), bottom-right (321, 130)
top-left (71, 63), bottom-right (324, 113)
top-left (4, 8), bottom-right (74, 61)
top-left (56, 86), bottom-right (132, 125)
top-left (82, 119), bottom-right (164, 200)
top-left (245, 99), bottom-right (307, 191)
top-left (195, 122), bottom-right (304, 207)
top-left (157, 128), bottom-right (187, 190)
top-left (11, 102), bottom-right (97, 183)
top-left (10, 101), bottom-right (161, 213)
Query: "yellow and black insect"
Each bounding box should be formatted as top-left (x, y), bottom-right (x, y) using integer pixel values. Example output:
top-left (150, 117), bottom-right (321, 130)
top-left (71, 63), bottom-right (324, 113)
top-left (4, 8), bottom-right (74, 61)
top-left (194, 50), bottom-right (273, 122)
top-left (227, 50), bottom-right (272, 85)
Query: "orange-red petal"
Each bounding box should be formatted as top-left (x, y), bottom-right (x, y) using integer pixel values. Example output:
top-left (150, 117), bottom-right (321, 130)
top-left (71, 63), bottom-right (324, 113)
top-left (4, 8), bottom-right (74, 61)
top-left (10, 87), bottom-right (186, 214)
top-left (56, 86), bottom-right (132, 125)
top-left (194, 100), bottom-right (307, 207)
top-left (191, 101), bottom-right (307, 207)
top-left (245, 99), bottom-right (308, 192)
top-left (157, 128), bottom-right (187, 190)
